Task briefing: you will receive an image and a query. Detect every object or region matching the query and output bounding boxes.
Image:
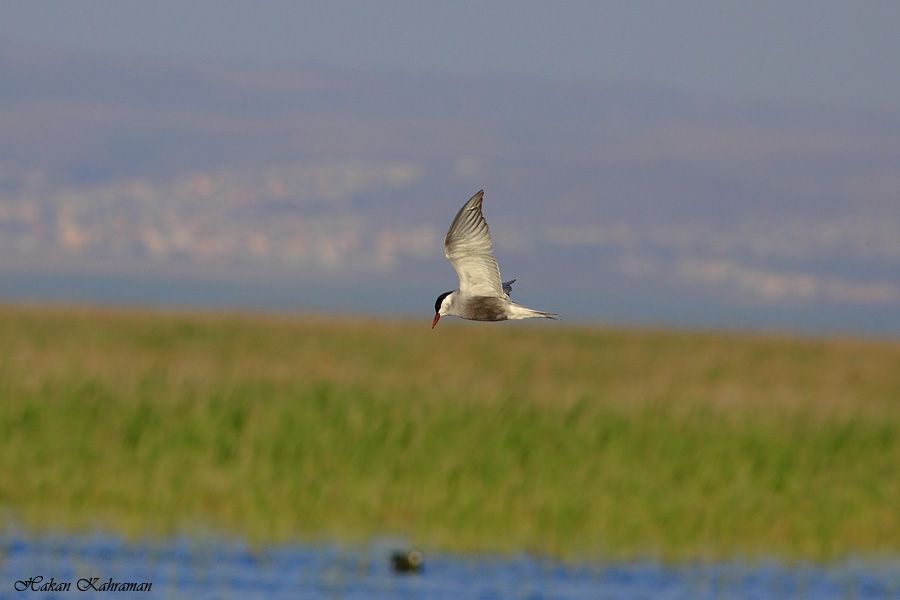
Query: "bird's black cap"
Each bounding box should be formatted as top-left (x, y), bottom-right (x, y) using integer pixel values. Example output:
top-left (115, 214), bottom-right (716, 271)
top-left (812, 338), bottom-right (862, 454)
top-left (434, 291), bottom-right (452, 314)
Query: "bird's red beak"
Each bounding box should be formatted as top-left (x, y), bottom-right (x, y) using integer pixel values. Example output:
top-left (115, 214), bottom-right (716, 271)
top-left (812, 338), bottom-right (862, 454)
top-left (431, 313), bottom-right (441, 329)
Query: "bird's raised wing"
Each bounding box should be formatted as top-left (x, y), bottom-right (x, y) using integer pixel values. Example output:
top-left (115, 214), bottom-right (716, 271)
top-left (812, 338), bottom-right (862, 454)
top-left (444, 190), bottom-right (504, 297)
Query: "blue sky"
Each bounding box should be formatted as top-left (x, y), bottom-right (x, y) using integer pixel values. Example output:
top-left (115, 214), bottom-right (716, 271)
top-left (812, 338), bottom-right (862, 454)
top-left (4, 2), bottom-right (900, 109)
top-left (1, 3), bottom-right (899, 335)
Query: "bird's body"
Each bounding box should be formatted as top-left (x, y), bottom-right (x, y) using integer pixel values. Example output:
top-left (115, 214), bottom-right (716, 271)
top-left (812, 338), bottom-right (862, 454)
top-left (432, 190), bottom-right (557, 328)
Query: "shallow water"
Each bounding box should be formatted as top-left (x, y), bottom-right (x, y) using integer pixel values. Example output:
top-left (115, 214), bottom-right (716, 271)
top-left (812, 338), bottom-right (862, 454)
top-left (1, 531), bottom-right (898, 599)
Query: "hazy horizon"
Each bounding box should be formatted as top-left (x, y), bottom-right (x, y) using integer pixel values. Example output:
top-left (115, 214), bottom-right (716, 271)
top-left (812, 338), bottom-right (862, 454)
top-left (2, 3), bottom-right (899, 336)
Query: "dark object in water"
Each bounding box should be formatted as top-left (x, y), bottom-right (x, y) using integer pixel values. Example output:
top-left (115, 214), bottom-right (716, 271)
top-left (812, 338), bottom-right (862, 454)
top-left (391, 549), bottom-right (423, 574)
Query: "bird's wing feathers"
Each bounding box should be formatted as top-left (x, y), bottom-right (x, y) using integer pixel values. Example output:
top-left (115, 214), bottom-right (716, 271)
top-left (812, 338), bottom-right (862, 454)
top-left (444, 190), bottom-right (505, 297)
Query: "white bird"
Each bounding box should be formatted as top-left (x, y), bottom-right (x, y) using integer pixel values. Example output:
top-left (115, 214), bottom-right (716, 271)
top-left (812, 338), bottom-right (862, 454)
top-left (432, 190), bottom-right (558, 328)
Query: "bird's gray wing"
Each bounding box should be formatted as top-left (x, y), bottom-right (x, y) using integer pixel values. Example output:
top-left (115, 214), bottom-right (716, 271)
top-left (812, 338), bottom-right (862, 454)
top-left (502, 279), bottom-right (516, 296)
top-left (444, 190), bottom-right (504, 297)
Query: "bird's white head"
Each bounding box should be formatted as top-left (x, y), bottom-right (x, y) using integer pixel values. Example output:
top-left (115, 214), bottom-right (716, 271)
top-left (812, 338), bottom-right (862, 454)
top-left (432, 291), bottom-right (455, 329)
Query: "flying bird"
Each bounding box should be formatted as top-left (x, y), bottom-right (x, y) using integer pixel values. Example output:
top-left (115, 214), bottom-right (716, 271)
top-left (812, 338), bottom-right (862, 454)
top-left (432, 190), bottom-right (558, 328)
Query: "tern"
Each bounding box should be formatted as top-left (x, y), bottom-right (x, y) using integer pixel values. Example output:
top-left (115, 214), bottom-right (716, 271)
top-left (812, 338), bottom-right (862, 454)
top-left (432, 190), bottom-right (558, 328)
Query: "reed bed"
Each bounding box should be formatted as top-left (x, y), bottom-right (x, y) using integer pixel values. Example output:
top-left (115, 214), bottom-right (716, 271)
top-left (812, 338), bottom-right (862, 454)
top-left (1, 305), bottom-right (898, 560)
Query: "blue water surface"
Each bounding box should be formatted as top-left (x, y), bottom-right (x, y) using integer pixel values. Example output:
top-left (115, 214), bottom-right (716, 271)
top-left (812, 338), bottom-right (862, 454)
top-left (1, 531), bottom-right (898, 599)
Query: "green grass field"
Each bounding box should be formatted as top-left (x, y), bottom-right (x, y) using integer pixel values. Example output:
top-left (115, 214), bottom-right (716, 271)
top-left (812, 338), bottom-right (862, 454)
top-left (1, 305), bottom-right (898, 560)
